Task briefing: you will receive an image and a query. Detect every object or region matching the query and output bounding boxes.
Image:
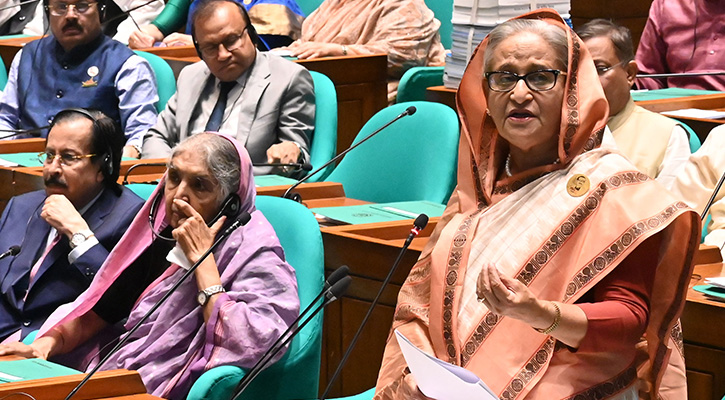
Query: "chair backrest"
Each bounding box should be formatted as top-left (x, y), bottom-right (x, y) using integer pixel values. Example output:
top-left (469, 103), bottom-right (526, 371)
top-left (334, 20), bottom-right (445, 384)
top-left (0, 54), bottom-right (7, 92)
top-left (296, 0), bottom-right (325, 15)
top-left (396, 66), bottom-right (444, 103)
top-left (425, 0), bottom-right (452, 49)
top-left (679, 121), bottom-right (701, 152)
top-left (324, 101), bottom-right (459, 204)
top-left (307, 71), bottom-right (338, 182)
top-left (133, 50), bottom-right (176, 113)
top-left (187, 196), bottom-right (325, 400)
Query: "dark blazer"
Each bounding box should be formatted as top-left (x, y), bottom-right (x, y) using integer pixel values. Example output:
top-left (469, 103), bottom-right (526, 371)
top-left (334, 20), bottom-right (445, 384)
top-left (0, 187), bottom-right (144, 340)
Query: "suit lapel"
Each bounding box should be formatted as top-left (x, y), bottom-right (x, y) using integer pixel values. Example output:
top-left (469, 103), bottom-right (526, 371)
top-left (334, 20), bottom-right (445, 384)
top-left (235, 52), bottom-right (271, 145)
top-left (179, 63), bottom-right (212, 138)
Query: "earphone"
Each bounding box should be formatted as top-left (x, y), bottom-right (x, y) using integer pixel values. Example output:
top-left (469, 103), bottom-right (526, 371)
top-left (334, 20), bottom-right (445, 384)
top-left (191, 0), bottom-right (260, 59)
top-left (49, 108), bottom-right (114, 179)
top-left (148, 189), bottom-right (242, 242)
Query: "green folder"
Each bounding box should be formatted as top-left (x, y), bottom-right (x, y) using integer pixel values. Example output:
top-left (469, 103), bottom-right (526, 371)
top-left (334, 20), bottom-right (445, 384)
top-left (631, 88), bottom-right (721, 102)
top-left (0, 358), bottom-right (80, 383)
top-left (693, 285), bottom-right (725, 301)
top-left (311, 201), bottom-right (446, 225)
top-left (254, 175), bottom-right (297, 187)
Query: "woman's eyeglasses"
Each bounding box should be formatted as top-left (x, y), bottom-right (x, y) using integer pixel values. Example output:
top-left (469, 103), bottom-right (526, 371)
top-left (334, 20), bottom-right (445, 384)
top-left (47, 1), bottom-right (97, 16)
top-left (38, 152), bottom-right (96, 166)
top-left (485, 69), bottom-right (566, 92)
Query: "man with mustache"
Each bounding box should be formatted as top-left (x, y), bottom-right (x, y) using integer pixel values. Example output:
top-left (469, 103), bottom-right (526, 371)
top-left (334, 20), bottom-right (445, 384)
top-left (0, 0), bottom-right (158, 158)
top-left (141, 0), bottom-right (314, 178)
top-left (0, 109), bottom-right (144, 342)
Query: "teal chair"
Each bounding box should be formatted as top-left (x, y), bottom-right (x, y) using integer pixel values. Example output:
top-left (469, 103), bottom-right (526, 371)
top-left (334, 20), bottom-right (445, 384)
top-left (396, 66), bottom-right (444, 103)
top-left (679, 122), bottom-right (701, 153)
top-left (307, 71), bottom-right (338, 182)
top-left (424, 0), bottom-right (452, 49)
top-left (324, 101), bottom-right (459, 204)
top-left (0, 55), bottom-right (7, 91)
top-left (187, 196), bottom-right (325, 400)
top-left (134, 50), bottom-right (176, 113)
top-left (296, 0), bottom-right (325, 15)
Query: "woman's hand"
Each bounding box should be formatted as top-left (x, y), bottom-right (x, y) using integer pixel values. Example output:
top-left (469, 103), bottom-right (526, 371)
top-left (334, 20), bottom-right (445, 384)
top-left (129, 25), bottom-right (163, 49)
top-left (476, 263), bottom-right (542, 322)
top-left (171, 199), bottom-right (226, 264)
top-left (0, 342), bottom-right (48, 359)
top-left (162, 33), bottom-right (194, 47)
top-left (286, 41), bottom-right (346, 59)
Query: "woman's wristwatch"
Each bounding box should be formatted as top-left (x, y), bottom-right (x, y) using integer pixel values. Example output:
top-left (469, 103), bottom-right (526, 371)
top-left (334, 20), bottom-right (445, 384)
top-left (197, 285), bottom-right (226, 306)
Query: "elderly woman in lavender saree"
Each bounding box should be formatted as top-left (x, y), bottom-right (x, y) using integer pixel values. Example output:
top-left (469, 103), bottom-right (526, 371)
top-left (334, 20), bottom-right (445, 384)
top-left (0, 133), bottom-right (299, 398)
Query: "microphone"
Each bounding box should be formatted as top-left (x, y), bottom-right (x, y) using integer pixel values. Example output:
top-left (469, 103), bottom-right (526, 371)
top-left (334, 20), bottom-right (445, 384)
top-left (0, 246), bottom-right (21, 260)
top-left (699, 169), bottom-right (725, 222)
top-left (319, 214), bottom-right (429, 400)
top-left (231, 274), bottom-right (352, 400)
top-left (0, 126), bottom-right (47, 140)
top-left (636, 71), bottom-right (725, 79)
top-left (64, 211), bottom-right (253, 400)
top-left (253, 162), bottom-right (313, 171)
top-left (282, 106), bottom-right (417, 202)
top-left (122, 162), bottom-right (167, 185)
top-left (0, 0), bottom-right (40, 12)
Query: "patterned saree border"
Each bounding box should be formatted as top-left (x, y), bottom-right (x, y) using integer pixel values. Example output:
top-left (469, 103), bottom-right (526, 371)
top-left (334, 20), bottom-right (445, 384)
top-left (562, 201), bottom-right (688, 302)
top-left (500, 338), bottom-right (556, 399)
top-left (562, 363), bottom-right (638, 400)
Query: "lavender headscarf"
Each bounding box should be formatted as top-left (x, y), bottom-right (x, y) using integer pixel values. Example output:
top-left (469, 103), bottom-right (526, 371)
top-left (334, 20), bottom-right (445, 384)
top-left (39, 133), bottom-right (299, 398)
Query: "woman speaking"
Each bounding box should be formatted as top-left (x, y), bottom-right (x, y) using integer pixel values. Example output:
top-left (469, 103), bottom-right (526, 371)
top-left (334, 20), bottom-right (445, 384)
top-left (374, 10), bottom-right (698, 400)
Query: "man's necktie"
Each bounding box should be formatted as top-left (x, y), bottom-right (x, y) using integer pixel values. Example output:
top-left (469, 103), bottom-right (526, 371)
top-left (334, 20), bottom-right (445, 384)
top-left (205, 81), bottom-right (237, 132)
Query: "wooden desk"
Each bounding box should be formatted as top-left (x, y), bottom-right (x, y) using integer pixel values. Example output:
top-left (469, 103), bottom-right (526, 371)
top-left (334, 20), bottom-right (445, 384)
top-left (682, 263), bottom-right (725, 400)
top-left (140, 46), bottom-right (388, 155)
top-left (0, 139), bottom-right (47, 211)
top-left (636, 93), bottom-right (725, 142)
top-left (0, 356), bottom-right (161, 399)
top-left (318, 219), bottom-right (437, 397)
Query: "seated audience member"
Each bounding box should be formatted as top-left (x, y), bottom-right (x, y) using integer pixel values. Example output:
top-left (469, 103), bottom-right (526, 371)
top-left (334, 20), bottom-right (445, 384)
top-left (0, 109), bottom-right (144, 342)
top-left (142, 0), bottom-right (313, 178)
top-left (282, 0), bottom-right (446, 102)
top-left (576, 19), bottom-right (690, 190)
top-left (0, 133), bottom-right (299, 399)
top-left (374, 11), bottom-right (698, 399)
top-left (0, 0), bottom-right (44, 36)
top-left (672, 124), bottom-right (725, 255)
top-left (0, 0), bottom-right (163, 42)
top-left (128, 0), bottom-right (304, 49)
top-left (0, 0), bottom-right (159, 158)
top-left (636, 0), bottom-right (725, 90)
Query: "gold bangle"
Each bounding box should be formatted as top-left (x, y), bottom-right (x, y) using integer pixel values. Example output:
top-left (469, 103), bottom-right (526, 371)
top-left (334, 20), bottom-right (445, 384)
top-left (341, 44), bottom-right (348, 56)
top-left (534, 302), bottom-right (561, 335)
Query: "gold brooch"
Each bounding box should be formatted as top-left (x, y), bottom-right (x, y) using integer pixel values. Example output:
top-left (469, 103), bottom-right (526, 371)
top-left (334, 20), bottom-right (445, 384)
top-left (566, 174), bottom-right (589, 197)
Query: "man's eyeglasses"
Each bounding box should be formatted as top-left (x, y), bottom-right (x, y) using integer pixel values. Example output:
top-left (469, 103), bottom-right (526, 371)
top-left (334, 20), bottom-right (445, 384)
top-left (47, 1), bottom-right (98, 16)
top-left (485, 69), bottom-right (566, 92)
top-left (38, 152), bottom-right (96, 166)
top-left (198, 27), bottom-right (248, 58)
top-left (595, 60), bottom-right (628, 76)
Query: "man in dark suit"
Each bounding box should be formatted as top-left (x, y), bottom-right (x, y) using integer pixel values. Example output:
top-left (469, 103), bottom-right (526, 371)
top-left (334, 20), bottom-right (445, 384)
top-left (0, 109), bottom-right (145, 341)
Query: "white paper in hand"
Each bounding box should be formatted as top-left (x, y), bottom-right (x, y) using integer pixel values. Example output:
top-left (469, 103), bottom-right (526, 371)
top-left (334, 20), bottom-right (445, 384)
top-left (395, 330), bottom-right (498, 400)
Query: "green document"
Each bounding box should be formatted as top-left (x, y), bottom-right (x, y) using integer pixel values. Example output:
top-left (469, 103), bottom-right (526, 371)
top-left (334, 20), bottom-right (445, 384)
top-left (254, 175), bottom-right (298, 187)
top-left (631, 88), bottom-right (721, 102)
top-left (0, 359), bottom-right (80, 383)
top-left (693, 285), bottom-right (725, 301)
top-left (311, 201), bottom-right (446, 225)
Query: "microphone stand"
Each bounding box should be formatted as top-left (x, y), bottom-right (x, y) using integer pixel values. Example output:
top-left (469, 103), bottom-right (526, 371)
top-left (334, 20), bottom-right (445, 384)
top-left (0, 127), bottom-right (45, 140)
top-left (64, 212), bottom-right (252, 400)
top-left (122, 162), bottom-right (167, 185)
top-left (637, 71), bottom-right (725, 79)
top-left (282, 106), bottom-right (417, 202)
top-left (230, 276), bottom-right (352, 400)
top-left (319, 214), bottom-right (429, 400)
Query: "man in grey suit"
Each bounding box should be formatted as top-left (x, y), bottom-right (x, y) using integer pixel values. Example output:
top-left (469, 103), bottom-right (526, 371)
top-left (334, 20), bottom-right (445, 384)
top-left (141, 0), bottom-right (314, 177)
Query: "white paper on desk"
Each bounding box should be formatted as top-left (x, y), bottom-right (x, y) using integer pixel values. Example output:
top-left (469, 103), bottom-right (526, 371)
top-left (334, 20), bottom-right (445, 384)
top-left (661, 108), bottom-right (725, 120)
top-left (705, 276), bottom-right (725, 289)
top-left (395, 330), bottom-right (498, 400)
